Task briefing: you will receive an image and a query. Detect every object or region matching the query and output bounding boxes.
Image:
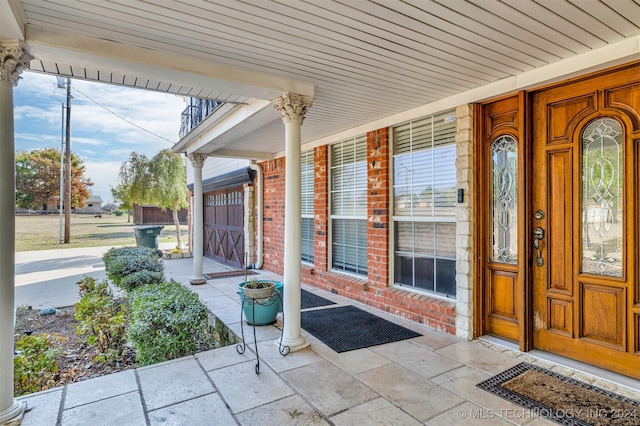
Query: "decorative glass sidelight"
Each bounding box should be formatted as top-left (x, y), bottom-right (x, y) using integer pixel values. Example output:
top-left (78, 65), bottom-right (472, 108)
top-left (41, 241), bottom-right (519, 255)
top-left (491, 135), bottom-right (518, 264)
top-left (581, 118), bottom-right (623, 277)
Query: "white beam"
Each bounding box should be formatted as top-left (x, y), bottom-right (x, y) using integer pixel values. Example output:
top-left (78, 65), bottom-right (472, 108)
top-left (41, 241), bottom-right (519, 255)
top-left (0, 1), bottom-right (25, 40)
top-left (204, 149), bottom-right (274, 161)
top-left (25, 27), bottom-right (315, 100)
top-left (176, 100), bottom-right (277, 155)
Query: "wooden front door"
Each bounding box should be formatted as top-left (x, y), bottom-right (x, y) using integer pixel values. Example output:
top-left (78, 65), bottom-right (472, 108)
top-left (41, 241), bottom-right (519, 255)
top-left (531, 64), bottom-right (640, 378)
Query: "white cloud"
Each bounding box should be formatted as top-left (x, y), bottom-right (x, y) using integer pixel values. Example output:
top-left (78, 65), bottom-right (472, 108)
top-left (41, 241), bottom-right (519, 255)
top-left (15, 71), bottom-right (188, 202)
top-left (71, 136), bottom-right (108, 147)
top-left (83, 160), bottom-right (127, 204)
top-left (17, 72), bottom-right (66, 99)
top-left (14, 105), bottom-right (60, 123)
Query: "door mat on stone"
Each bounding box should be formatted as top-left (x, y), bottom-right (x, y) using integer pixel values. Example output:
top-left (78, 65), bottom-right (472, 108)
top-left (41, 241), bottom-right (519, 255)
top-left (301, 289), bottom-right (336, 309)
top-left (279, 289), bottom-right (336, 312)
top-left (477, 362), bottom-right (640, 425)
top-left (300, 305), bottom-right (421, 353)
top-left (204, 270), bottom-right (258, 280)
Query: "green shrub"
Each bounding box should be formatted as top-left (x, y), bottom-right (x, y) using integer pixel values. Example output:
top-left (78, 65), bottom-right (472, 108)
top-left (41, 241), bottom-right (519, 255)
top-left (103, 246), bottom-right (157, 268)
top-left (119, 269), bottom-right (165, 292)
top-left (74, 277), bottom-right (128, 363)
top-left (128, 281), bottom-right (213, 366)
top-left (14, 334), bottom-right (61, 396)
top-left (103, 247), bottom-right (164, 292)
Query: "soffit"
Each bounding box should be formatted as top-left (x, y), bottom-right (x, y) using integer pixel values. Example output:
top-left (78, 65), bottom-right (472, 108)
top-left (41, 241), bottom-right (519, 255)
top-left (5, 0), bottom-right (640, 156)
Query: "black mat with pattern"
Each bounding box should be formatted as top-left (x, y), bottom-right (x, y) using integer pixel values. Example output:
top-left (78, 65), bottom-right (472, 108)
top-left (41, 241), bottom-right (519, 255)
top-left (279, 289), bottom-right (336, 311)
top-left (300, 289), bottom-right (336, 309)
top-left (301, 305), bottom-right (421, 352)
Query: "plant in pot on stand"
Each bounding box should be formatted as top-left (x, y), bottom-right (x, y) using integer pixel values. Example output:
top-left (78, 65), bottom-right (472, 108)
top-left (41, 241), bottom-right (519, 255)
top-left (237, 279), bottom-right (282, 325)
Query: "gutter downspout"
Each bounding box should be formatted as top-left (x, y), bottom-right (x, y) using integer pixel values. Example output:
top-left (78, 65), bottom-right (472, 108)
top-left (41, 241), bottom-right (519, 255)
top-left (248, 161), bottom-right (263, 269)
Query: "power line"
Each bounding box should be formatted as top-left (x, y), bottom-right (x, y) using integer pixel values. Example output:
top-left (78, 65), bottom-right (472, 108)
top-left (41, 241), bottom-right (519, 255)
top-left (72, 87), bottom-right (176, 144)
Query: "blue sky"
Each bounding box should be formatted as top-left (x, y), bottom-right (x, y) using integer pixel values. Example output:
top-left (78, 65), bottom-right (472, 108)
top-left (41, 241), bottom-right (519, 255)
top-left (13, 71), bottom-right (186, 204)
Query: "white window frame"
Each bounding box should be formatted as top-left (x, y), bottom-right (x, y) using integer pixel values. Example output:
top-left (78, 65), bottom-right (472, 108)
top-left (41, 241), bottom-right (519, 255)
top-left (301, 149), bottom-right (314, 264)
top-left (329, 136), bottom-right (368, 277)
top-left (390, 111), bottom-right (457, 299)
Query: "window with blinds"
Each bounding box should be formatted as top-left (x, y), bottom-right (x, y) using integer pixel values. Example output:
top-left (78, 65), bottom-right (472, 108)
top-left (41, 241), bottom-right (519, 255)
top-left (301, 150), bottom-right (314, 263)
top-left (330, 136), bottom-right (368, 276)
top-left (392, 111), bottom-right (457, 298)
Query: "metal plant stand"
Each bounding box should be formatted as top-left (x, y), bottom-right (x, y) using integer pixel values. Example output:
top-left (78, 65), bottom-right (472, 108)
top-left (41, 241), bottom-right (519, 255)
top-left (236, 292), bottom-right (289, 374)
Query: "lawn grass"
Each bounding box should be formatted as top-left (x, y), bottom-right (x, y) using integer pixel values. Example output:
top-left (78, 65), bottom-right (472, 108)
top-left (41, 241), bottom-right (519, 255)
top-left (15, 214), bottom-right (188, 252)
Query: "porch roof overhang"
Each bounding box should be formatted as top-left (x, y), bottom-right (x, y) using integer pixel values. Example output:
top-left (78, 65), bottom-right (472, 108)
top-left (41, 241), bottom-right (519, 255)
top-left (2, 0), bottom-right (640, 160)
top-left (187, 167), bottom-right (256, 193)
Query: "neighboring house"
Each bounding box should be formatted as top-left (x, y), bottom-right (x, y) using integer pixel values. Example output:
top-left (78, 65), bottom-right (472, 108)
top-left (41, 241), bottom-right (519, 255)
top-left (2, 6), bottom-right (640, 416)
top-left (74, 196), bottom-right (102, 215)
top-left (101, 203), bottom-right (117, 213)
top-left (133, 204), bottom-right (188, 226)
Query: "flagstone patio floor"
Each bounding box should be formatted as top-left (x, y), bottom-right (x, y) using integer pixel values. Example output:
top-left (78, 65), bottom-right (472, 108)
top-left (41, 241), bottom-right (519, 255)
top-left (16, 251), bottom-right (640, 425)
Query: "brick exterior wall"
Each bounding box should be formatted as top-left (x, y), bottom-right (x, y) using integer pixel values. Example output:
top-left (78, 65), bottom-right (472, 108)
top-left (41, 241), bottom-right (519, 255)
top-left (259, 128), bottom-right (456, 335)
top-left (261, 158), bottom-right (286, 273)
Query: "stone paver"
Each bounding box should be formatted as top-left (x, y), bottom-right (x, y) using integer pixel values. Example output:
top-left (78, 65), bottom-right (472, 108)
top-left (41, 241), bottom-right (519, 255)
top-left (147, 393), bottom-right (237, 426)
top-left (64, 369), bottom-right (137, 409)
top-left (330, 397), bottom-right (423, 426)
top-left (61, 392), bottom-right (146, 426)
top-left (436, 340), bottom-right (522, 376)
top-left (370, 340), bottom-right (462, 379)
top-left (235, 395), bottom-right (328, 426)
top-left (357, 363), bottom-right (465, 422)
top-left (138, 358), bottom-right (214, 411)
top-left (196, 345), bottom-right (252, 372)
top-left (17, 388), bottom-right (61, 426)
top-left (254, 341), bottom-right (321, 373)
top-left (311, 344), bottom-right (392, 375)
top-left (281, 359), bottom-right (378, 417)
top-left (427, 402), bottom-right (516, 425)
top-left (208, 360), bottom-right (294, 414)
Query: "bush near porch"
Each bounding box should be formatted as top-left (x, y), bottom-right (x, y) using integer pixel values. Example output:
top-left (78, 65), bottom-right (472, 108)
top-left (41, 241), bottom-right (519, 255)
top-left (102, 247), bottom-right (214, 365)
top-left (14, 247), bottom-right (215, 396)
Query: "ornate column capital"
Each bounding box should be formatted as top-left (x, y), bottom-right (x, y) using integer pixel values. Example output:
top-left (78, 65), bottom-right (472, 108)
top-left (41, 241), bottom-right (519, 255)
top-left (273, 92), bottom-right (313, 125)
top-left (188, 152), bottom-right (207, 168)
top-left (0, 40), bottom-right (32, 86)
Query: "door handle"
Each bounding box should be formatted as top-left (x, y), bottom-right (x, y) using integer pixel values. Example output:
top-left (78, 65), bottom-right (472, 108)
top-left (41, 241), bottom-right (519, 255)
top-left (533, 227), bottom-right (545, 266)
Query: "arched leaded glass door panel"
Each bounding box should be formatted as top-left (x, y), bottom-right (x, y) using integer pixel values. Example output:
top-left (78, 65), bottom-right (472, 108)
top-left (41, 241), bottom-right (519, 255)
top-left (531, 63), bottom-right (640, 379)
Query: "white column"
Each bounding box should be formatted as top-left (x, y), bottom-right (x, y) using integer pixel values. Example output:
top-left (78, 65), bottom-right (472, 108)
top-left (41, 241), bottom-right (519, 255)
top-left (272, 92), bottom-right (313, 352)
top-left (0, 39), bottom-right (32, 426)
top-left (188, 153), bottom-right (207, 285)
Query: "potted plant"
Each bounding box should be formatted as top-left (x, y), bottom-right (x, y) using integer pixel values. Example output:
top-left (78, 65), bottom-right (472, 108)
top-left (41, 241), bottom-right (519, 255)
top-left (240, 279), bottom-right (276, 299)
top-left (237, 280), bottom-right (282, 325)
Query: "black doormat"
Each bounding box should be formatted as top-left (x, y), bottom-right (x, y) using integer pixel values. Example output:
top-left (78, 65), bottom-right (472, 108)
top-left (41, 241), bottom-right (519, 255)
top-left (477, 362), bottom-right (640, 425)
top-left (204, 270), bottom-right (258, 280)
top-left (278, 289), bottom-right (336, 312)
top-left (301, 289), bottom-right (336, 309)
top-left (300, 305), bottom-right (421, 353)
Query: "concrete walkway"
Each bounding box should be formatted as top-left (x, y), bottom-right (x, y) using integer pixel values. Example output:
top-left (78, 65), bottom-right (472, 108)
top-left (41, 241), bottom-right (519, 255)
top-left (15, 248), bottom-right (640, 425)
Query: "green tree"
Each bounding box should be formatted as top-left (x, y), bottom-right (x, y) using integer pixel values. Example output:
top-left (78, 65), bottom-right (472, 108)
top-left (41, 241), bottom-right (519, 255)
top-left (113, 150), bottom-right (188, 248)
top-left (110, 152), bottom-right (150, 223)
top-left (15, 148), bottom-right (93, 210)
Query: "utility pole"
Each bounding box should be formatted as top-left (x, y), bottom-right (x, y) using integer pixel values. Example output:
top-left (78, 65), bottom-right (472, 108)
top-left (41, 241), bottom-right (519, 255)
top-left (64, 77), bottom-right (71, 243)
